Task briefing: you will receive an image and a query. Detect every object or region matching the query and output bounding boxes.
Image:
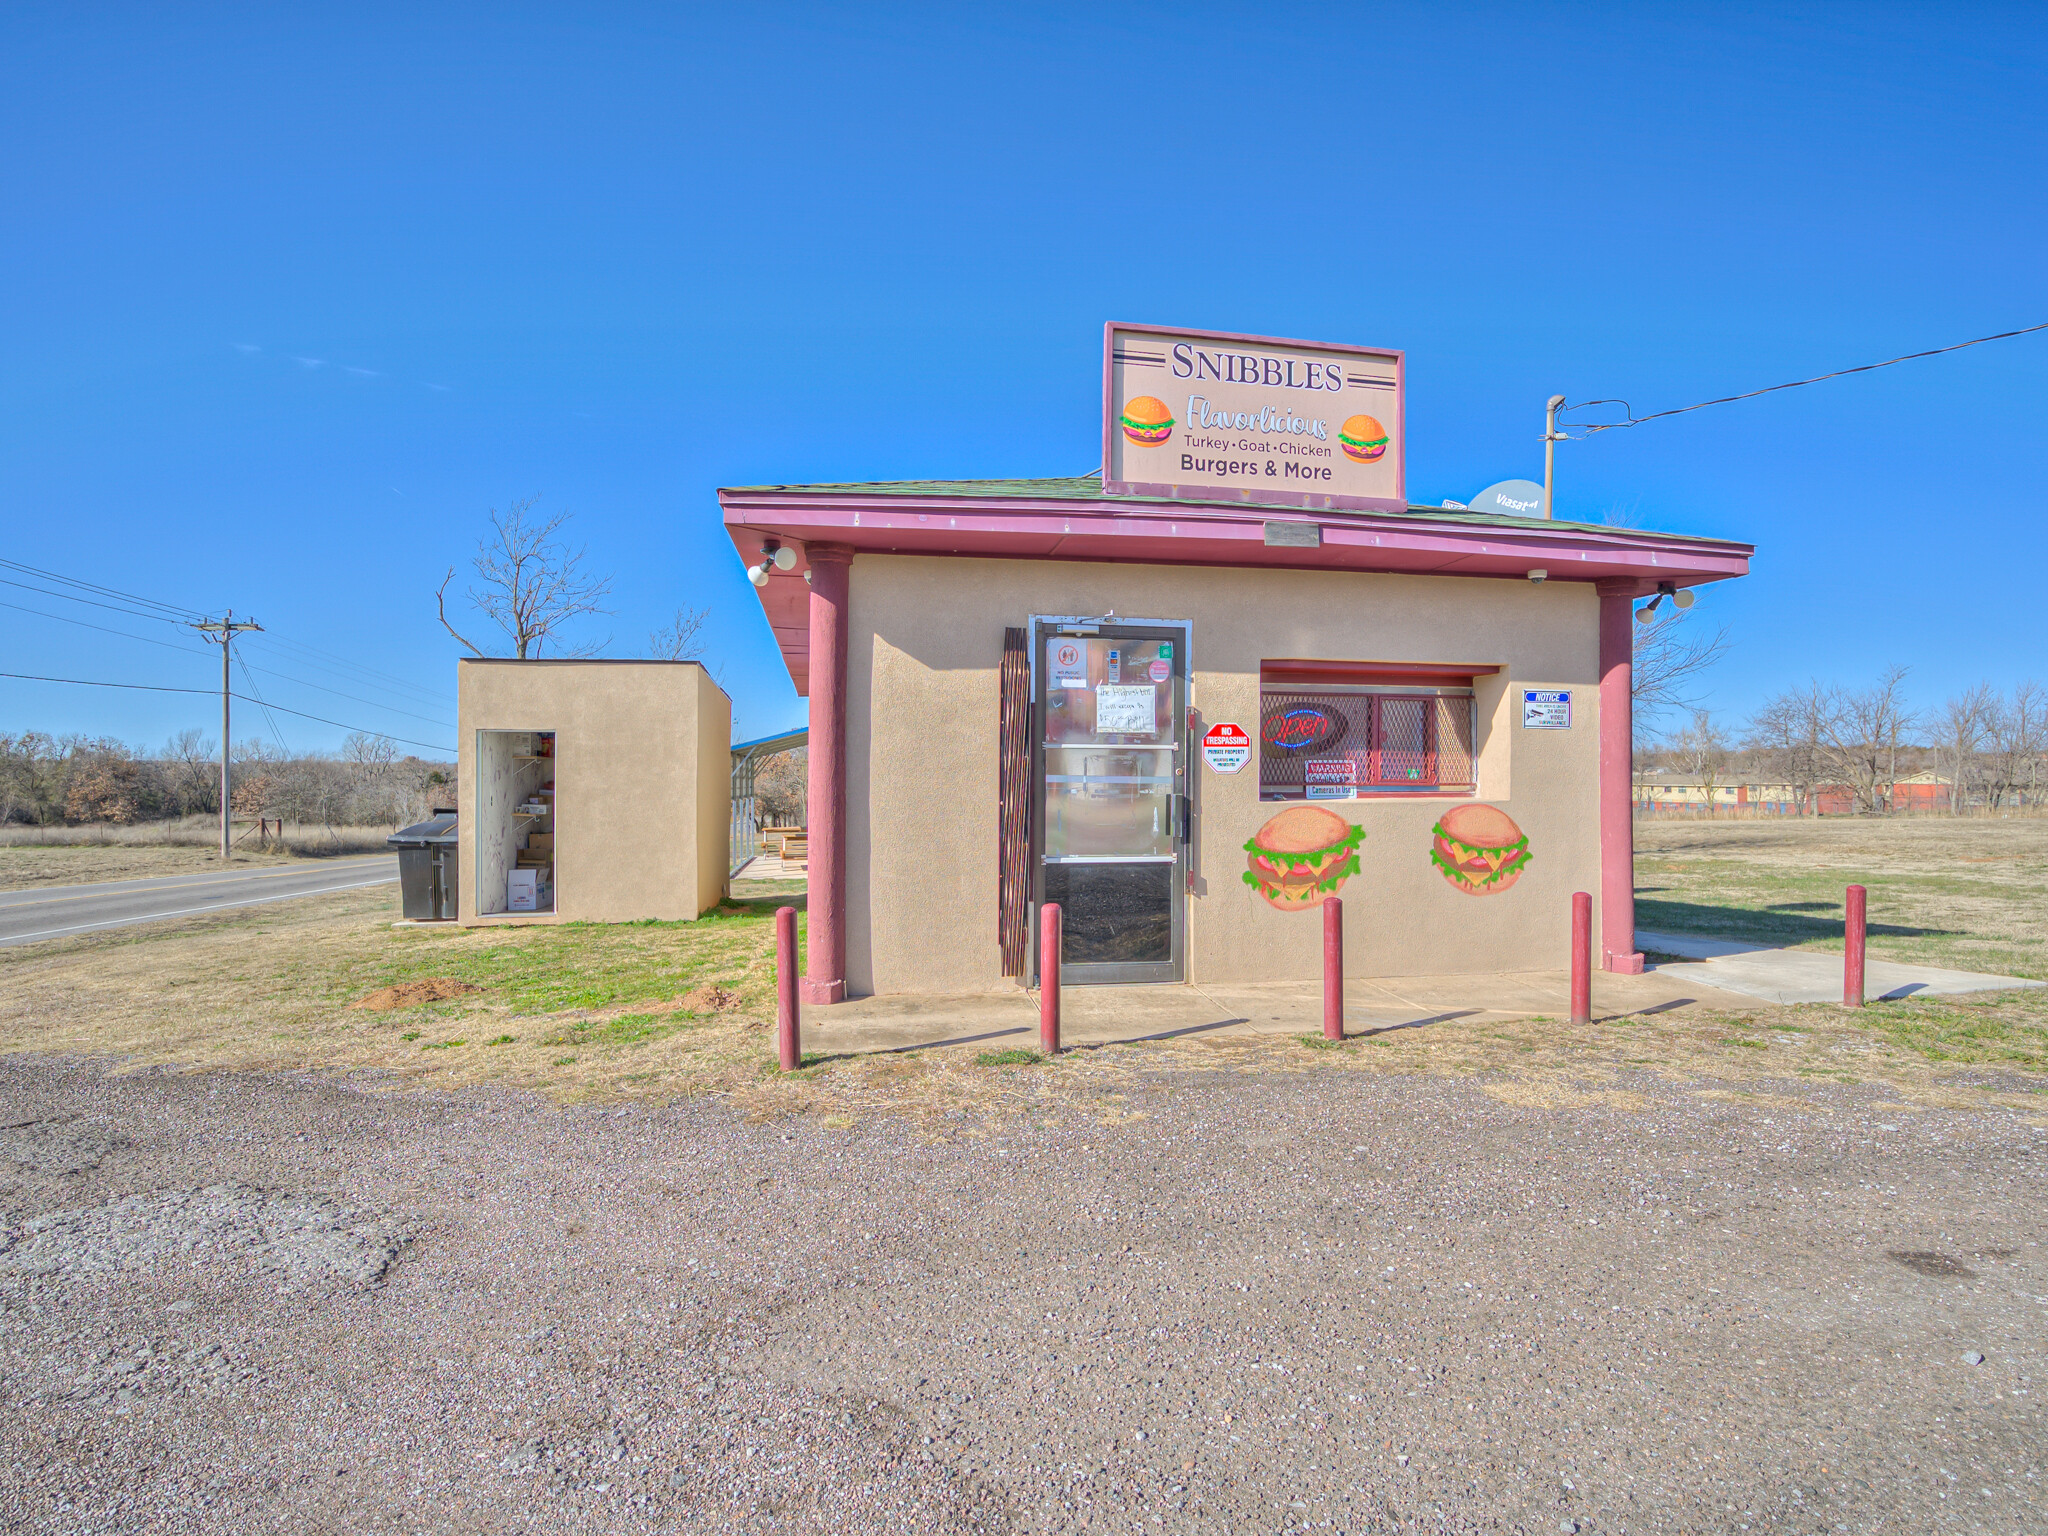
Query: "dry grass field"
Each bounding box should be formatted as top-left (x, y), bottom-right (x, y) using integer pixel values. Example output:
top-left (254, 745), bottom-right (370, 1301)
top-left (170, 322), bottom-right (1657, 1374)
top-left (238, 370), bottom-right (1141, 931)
top-left (1636, 815), bottom-right (2048, 980)
top-left (0, 845), bottom-right (308, 889)
top-left (0, 817), bottom-right (2041, 1123)
top-left (0, 820), bottom-right (396, 889)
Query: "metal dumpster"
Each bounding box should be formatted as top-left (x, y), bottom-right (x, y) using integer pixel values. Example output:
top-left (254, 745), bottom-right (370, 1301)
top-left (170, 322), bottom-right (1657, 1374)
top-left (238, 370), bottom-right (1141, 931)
top-left (387, 809), bottom-right (459, 921)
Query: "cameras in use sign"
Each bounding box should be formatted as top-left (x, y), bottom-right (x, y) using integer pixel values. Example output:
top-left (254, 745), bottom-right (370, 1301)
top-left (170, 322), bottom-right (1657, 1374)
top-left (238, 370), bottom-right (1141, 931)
top-left (1105, 323), bottom-right (1404, 514)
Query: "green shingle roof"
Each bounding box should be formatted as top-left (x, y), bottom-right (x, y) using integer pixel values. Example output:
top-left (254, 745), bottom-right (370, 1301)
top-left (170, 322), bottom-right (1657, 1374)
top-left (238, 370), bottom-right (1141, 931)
top-left (719, 475), bottom-right (1743, 547)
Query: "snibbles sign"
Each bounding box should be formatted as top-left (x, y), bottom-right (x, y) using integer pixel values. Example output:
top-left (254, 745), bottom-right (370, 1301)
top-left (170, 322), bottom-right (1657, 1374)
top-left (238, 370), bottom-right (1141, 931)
top-left (1104, 323), bottom-right (1404, 513)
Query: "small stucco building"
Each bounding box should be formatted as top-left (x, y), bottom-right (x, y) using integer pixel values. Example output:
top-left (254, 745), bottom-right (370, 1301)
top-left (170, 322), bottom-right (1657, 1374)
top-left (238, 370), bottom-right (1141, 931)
top-left (717, 475), bottom-right (1751, 1003)
top-left (455, 659), bottom-right (731, 925)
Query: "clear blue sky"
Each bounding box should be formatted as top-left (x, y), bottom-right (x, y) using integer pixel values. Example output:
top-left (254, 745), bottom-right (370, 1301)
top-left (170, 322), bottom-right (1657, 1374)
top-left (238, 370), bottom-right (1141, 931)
top-left (5, 3), bottom-right (2044, 754)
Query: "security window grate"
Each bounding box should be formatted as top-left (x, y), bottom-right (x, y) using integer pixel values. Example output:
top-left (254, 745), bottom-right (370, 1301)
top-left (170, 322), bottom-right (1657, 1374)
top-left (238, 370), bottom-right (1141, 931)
top-left (1258, 688), bottom-right (1475, 800)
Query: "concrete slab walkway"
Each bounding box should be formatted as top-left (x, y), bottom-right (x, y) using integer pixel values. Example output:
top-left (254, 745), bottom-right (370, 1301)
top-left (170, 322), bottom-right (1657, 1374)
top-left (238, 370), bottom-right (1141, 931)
top-left (1637, 928), bottom-right (2044, 1006)
top-left (797, 966), bottom-right (1759, 1058)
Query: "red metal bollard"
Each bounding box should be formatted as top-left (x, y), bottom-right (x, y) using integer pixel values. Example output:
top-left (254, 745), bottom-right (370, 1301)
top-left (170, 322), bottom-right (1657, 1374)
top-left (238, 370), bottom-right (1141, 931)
top-left (1040, 904), bottom-right (1062, 1055)
top-left (1322, 895), bottom-right (1344, 1040)
top-left (775, 905), bottom-right (801, 1070)
top-left (1570, 891), bottom-right (1593, 1025)
top-left (1844, 884), bottom-right (1866, 1009)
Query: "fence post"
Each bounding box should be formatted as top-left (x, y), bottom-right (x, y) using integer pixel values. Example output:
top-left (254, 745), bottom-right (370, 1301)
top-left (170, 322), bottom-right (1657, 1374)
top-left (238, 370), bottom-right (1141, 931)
top-left (776, 905), bottom-right (801, 1069)
top-left (1039, 903), bottom-right (1061, 1056)
top-left (1570, 890), bottom-right (1593, 1025)
top-left (1322, 895), bottom-right (1344, 1040)
top-left (1843, 884), bottom-right (1866, 1009)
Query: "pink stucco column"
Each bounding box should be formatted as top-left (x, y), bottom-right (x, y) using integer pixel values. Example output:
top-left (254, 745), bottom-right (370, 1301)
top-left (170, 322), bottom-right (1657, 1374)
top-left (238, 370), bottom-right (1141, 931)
top-left (802, 545), bottom-right (853, 1005)
top-left (1596, 580), bottom-right (1645, 974)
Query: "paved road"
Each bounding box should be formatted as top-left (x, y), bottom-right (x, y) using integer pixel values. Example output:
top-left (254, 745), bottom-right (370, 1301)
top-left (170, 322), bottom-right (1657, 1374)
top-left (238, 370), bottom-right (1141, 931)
top-left (0, 857), bottom-right (399, 947)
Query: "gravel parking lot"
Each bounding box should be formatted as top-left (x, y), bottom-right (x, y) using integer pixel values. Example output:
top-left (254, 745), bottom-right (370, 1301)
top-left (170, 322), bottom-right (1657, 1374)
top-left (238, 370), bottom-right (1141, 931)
top-left (1, 1056), bottom-right (2040, 1534)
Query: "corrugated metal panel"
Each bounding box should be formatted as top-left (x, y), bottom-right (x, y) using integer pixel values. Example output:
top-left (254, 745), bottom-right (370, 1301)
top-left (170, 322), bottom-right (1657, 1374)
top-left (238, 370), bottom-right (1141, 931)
top-left (998, 627), bottom-right (1032, 977)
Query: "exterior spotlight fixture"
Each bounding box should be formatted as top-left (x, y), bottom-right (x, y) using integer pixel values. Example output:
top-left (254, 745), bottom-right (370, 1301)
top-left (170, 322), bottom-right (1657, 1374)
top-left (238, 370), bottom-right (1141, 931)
top-left (748, 540), bottom-right (798, 587)
top-left (1526, 568), bottom-right (1548, 583)
top-left (1635, 582), bottom-right (1694, 623)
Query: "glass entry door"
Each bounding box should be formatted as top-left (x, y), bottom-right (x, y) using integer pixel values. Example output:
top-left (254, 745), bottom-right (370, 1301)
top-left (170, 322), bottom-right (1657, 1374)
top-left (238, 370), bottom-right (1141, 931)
top-left (1032, 617), bottom-right (1189, 984)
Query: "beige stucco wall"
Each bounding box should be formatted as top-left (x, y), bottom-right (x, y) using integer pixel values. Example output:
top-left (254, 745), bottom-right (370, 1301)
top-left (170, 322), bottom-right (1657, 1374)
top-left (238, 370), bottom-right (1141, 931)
top-left (456, 660), bottom-right (731, 925)
top-left (846, 554), bottom-right (1601, 995)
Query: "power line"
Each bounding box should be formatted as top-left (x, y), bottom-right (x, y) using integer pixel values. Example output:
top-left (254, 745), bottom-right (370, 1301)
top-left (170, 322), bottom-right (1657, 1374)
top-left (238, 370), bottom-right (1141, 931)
top-left (239, 661), bottom-right (452, 726)
top-left (234, 652), bottom-right (291, 757)
top-left (3, 579), bottom-right (451, 726)
top-left (0, 557), bottom-right (204, 621)
top-left (1562, 319), bottom-right (2048, 437)
top-left (243, 634), bottom-right (450, 710)
top-left (0, 672), bottom-right (455, 754)
top-left (0, 575), bottom-right (196, 626)
top-left (0, 598), bottom-right (213, 657)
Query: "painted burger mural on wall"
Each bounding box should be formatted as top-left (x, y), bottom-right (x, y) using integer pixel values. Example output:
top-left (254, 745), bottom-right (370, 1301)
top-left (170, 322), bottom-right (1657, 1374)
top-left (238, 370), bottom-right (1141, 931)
top-left (1429, 804), bottom-right (1531, 895)
top-left (1243, 804), bottom-right (1365, 911)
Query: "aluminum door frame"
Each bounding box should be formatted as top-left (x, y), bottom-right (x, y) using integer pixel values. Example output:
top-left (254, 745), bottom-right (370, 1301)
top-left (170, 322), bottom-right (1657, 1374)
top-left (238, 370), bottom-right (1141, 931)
top-left (1028, 615), bottom-right (1192, 986)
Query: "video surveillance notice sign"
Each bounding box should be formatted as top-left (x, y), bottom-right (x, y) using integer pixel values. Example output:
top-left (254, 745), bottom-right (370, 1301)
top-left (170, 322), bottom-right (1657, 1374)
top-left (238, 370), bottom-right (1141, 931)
top-left (1105, 324), bottom-right (1404, 514)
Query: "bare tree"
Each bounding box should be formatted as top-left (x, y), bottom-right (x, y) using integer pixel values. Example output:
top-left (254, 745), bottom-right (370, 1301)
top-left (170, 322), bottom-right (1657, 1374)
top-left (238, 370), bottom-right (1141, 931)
top-left (343, 731), bottom-right (397, 778)
top-left (1632, 611), bottom-right (1729, 740)
top-left (437, 497), bottom-right (613, 658)
top-left (1985, 681), bottom-right (2046, 810)
top-left (164, 727), bottom-right (219, 815)
top-left (648, 606), bottom-right (710, 662)
top-left (1668, 709), bottom-right (1729, 809)
top-left (755, 748), bottom-right (807, 828)
top-left (1938, 683), bottom-right (1996, 815)
top-left (1815, 666), bottom-right (1916, 814)
top-left (1746, 686), bottom-right (1827, 813)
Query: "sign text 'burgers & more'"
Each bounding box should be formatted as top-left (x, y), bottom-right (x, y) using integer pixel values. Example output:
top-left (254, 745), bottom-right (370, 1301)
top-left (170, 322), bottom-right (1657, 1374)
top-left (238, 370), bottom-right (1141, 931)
top-left (1105, 324), bottom-right (1404, 512)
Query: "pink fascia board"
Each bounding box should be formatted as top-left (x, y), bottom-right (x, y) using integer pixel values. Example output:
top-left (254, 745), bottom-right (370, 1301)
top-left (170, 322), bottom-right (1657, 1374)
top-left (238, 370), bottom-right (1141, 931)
top-left (720, 490), bottom-right (1750, 689)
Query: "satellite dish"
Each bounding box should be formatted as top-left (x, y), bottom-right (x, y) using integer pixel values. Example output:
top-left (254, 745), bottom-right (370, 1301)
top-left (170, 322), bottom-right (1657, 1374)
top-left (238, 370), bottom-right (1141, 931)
top-left (1468, 479), bottom-right (1547, 520)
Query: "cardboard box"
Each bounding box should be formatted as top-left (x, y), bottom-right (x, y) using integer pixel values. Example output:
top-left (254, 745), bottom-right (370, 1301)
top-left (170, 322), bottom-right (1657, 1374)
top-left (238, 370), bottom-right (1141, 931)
top-left (526, 833), bottom-right (554, 854)
top-left (507, 868), bottom-right (539, 912)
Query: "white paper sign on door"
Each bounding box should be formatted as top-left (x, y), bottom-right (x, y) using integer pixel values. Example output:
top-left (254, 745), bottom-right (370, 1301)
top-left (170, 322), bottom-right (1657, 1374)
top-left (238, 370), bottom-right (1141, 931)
top-left (1094, 684), bottom-right (1156, 734)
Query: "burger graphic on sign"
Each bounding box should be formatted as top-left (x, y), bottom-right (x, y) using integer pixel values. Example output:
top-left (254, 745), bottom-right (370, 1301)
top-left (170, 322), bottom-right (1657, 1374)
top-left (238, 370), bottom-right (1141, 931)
top-left (1337, 414), bottom-right (1389, 463)
top-left (1242, 805), bottom-right (1365, 912)
top-left (1429, 804), bottom-right (1531, 895)
top-left (1120, 396), bottom-right (1175, 447)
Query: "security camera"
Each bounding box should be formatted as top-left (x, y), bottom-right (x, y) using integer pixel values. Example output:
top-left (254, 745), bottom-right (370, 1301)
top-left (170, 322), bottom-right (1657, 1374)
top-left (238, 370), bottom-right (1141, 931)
top-left (1526, 568), bottom-right (1548, 583)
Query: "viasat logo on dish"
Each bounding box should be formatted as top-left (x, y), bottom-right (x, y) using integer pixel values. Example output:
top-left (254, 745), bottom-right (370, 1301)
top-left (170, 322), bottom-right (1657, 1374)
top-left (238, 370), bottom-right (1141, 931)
top-left (1120, 396), bottom-right (1175, 447)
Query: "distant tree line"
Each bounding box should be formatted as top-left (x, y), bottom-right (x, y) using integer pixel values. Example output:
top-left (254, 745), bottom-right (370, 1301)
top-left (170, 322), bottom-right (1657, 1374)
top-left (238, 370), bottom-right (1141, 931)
top-left (0, 730), bottom-right (453, 830)
top-left (1641, 671), bottom-right (2047, 814)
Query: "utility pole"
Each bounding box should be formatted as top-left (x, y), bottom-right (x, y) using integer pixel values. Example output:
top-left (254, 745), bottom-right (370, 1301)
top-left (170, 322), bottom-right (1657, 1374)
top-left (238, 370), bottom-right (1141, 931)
top-left (190, 611), bottom-right (263, 860)
top-left (1541, 394), bottom-right (1567, 520)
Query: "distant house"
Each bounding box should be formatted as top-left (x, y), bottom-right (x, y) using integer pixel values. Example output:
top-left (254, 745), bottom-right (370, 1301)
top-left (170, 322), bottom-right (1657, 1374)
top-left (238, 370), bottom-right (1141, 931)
top-left (1811, 771), bottom-right (1951, 816)
top-left (1636, 771), bottom-right (1951, 815)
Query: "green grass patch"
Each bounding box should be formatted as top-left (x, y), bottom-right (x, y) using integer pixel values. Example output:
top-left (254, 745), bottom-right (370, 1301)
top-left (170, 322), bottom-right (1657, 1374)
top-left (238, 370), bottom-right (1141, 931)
top-left (541, 1011), bottom-right (688, 1049)
top-left (1857, 992), bottom-right (2048, 1070)
top-left (336, 907), bottom-right (787, 1015)
top-left (1295, 1034), bottom-right (1346, 1051)
top-left (421, 1038), bottom-right (465, 1051)
top-left (486, 1034), bottom-right (515, 1046)
top-left (975, 1047), bottom-right (1045, 1067)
